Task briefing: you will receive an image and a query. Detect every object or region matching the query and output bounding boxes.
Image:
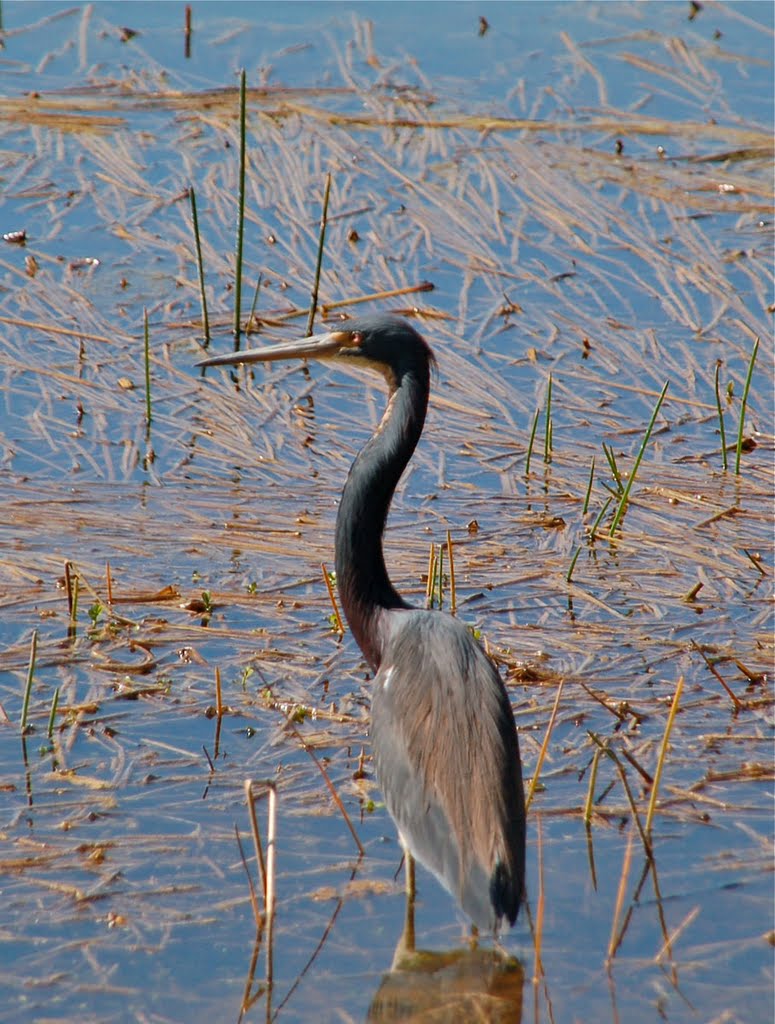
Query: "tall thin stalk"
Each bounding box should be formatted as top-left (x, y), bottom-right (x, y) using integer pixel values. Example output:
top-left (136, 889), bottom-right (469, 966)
top-left (714, 361), bottom-right (727, 471)
top-left (609, 381), bottom-right (669, 537)
top-left (233, 68), bottom-right (247, 344)
top-left (306, 173), bottom-right (331, 337)
top-left (735, 337), bottom-right (759, 475)
top-left (189, 186), bottom-right (211, 347)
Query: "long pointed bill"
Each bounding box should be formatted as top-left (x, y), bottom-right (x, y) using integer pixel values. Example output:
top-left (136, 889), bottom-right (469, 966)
top-left (196, 329), bottom-right (352, 369)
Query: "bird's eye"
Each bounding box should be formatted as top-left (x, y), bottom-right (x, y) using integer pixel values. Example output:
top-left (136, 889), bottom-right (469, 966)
top-left (348, 331), bottom-right (364, 348)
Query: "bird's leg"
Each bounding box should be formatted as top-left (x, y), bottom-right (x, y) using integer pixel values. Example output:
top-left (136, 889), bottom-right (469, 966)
top-left (403, 851), bottom-right (416, 952)
top-left (391, 848), bottom-right (416, 969)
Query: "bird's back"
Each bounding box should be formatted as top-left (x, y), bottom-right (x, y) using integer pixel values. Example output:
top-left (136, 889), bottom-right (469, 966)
top-left (370, 609), bottom-right (525, 931)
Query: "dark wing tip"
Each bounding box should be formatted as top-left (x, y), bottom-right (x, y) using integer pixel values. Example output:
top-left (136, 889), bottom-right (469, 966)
top-left (490, 860), bottom-right (522, 929)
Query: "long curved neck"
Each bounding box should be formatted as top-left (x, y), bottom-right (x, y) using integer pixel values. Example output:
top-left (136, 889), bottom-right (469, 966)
top-left (335, 369), bottom-right (428, 671)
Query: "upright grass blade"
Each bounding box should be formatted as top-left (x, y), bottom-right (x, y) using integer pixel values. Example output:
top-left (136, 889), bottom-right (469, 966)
top-left (446, 529), bottom-right (457, 615)
top-left (46, 687), bottom-right (60, 739)
top-left (21, 629), bottom-right (38, 732)
top-left (566, 544), bottom-right (582, 583)
top-left (714, 361), bottom-right (727, 471)
top-left (189, 186), bottom-right (211, 347)
top-left (143, 308), bottom-right (152, 432)
top-left (425, 543), bottom-right (436, 609)
top-left (645, 676), bottom-right (684, 835)
top-left (233, 68), bottom-right (247, 344)
top-left (582, 456), bottom-right (595, 514)
top-left (589, 496), bottom-right (613, 540)
top-left (609, 381), bottom-right (669, 537)
top-left (532, 816), bottom-right (545, 984)
top-left (602, 442), bottom-right (623, 494)
top-left (246, 273), bottom-right (262, 333)
top-left (306, 172), bottom-right (331, 337)
top-left (525, 408), bottom-right (540, 476)
top-left (583, 746), bottom-right (602, 826)
top-left (543, 373), bottom-right (553, 464)
top-left (525, 679), bottom-right (565, 812)
top-left (606, 827), bottom-right (634, 964)
top-left (735, 336), bottom-right (759, 475)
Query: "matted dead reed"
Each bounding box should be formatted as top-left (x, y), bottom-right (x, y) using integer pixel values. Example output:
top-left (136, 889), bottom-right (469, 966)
top-left (0, 4), bottom-right (772, 1023)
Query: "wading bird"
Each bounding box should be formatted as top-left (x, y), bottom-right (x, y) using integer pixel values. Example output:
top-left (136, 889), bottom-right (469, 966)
top-left (199, 315), bottom-right (526, 934)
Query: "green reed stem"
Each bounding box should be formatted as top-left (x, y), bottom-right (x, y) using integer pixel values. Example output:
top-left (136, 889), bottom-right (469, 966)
top-left (306, 172), bottom-right (332, 337)
top-left (21, 629), bottom-right (38, 732)
top-left (735, 337), bottom-right (759, 475)
top-left (602, 442), bottom-right (623, 493)
top-left (589, 496), bottom-right (613, 540)
top-left (525, 408), bottom-right (540, 476)
top-left (233, 67), bottom-right (247, 343)
top-left (583, 746), bottom-right (602, 827)
top-left (247, 273), bottom-right (263, 333)
top-left (189, 186), bottom-right (211, 347)
top-left (714, 361), bottom-right (727, 472)
top-left (46, 687), bottom-right (60, 739)
top-left (645, 675), bottom-right (684, 835)
top-left (543, 373), bottom-right (553, 464)
top-left (143, 308), bottom-right (152, 431)
top-left (566, 545), bottom-right (582, 583)
top-left (582, 456), bottom-right (595, 515)
top-left (609, 381), bottom-right (669, 537)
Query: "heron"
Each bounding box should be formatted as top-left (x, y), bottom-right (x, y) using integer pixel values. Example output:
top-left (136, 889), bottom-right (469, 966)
top-left (199, 314), bottom-right (526, 934)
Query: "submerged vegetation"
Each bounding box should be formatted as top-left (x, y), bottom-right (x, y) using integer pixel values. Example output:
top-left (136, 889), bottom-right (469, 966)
top-left (0, 4), bottom-right (772, 1023)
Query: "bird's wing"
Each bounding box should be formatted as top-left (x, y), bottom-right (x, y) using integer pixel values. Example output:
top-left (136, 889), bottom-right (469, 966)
top-left (370, 610), bottom-right (524, 929)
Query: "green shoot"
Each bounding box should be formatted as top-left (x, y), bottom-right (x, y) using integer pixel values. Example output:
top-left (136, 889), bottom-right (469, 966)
top-left (21, 629), bottom-right (38, 732)
top-left (582, 456), bottom-right (595, 514)
top-left (143, 308), bottom-right (152, 431)
top-left (234, 67), bottom-right (247, 342)
top-left (589, 496), bottom-right (613, 540)
top-left (46, 687), bottom-right (60, 740)
top-left (543, 373), bottom-right (553, 464)
top-left (189, 186), bottom-right (211, 347)
top-left (714, 361), bottom-right (727, 471)
top-left (609, 381), bottom-right (669, 537)
top-left (735, 337), bottom-right (759, 475)
top-left (525, 408), bottom-right (540, 476)
top-left (306, 172), bottom-right (332, 337)
top-left (645, 675), bottom-right (684, 835)
top-left (247, 273), bottom-right (263, 333)
top-left (566, 544), bottom-right (582, 583)
top-left (602, 442), bottom-right (623, 494)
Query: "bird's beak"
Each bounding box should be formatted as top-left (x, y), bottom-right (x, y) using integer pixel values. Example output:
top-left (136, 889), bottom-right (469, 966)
top-left (196, 329), bottom-right (353, 369)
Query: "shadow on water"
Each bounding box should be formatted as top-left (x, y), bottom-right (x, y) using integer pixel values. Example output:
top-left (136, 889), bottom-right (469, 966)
top-left (0, 2), bottom-right (772, 1023)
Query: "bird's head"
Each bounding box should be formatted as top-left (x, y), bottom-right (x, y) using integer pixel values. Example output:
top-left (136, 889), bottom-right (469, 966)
top-left (197, 314), bottom-right (436, 388)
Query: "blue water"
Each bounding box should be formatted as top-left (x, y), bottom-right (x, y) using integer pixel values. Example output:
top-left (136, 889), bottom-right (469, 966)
top-left (0, 3), bottom-right (772, 1023)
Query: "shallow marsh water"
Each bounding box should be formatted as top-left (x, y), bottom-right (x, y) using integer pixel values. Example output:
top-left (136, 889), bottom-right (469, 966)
top-left (0, 3), bottom-right (773, 1022)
